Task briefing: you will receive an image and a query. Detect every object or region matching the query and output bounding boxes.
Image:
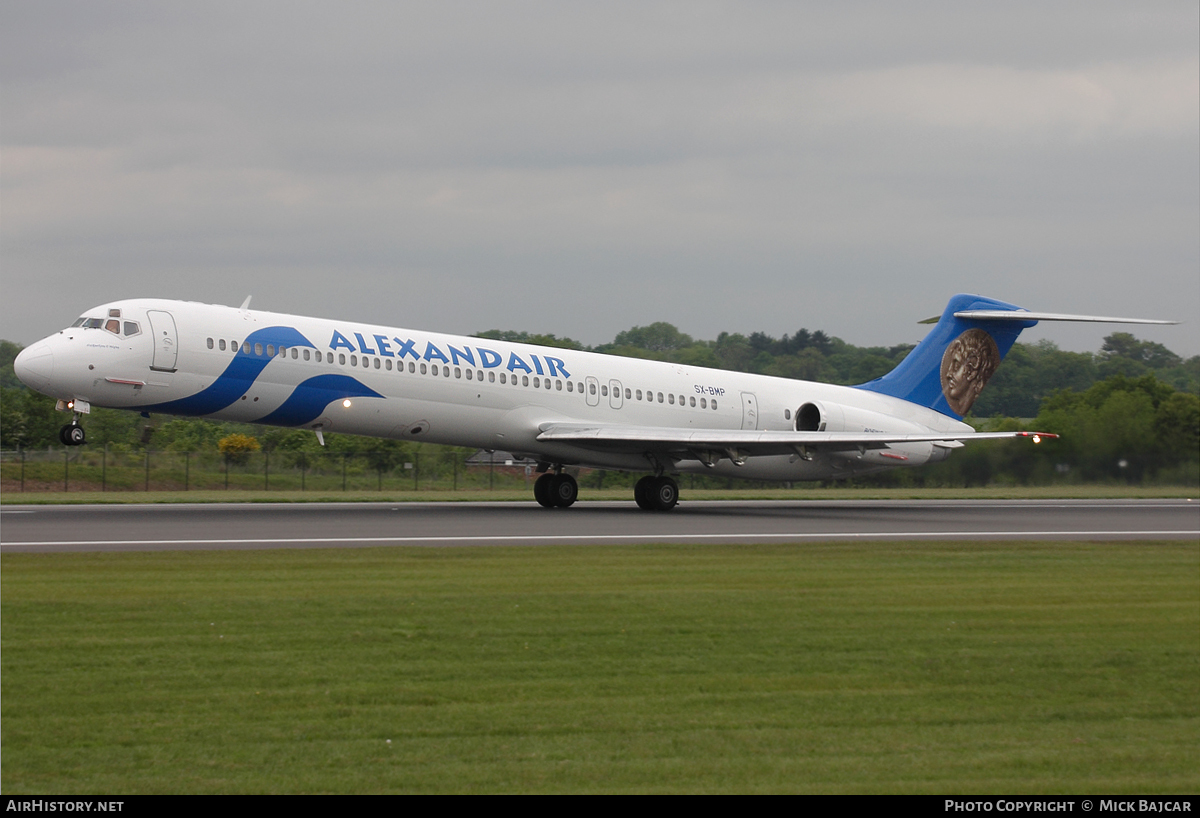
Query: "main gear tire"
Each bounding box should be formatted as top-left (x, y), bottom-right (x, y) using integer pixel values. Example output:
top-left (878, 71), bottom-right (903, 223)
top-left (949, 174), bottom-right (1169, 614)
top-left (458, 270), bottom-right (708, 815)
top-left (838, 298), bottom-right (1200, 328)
top-left (534, 473), bottom-right (556, 508)
top-left (649, 476), bottom-right (678, 511)
top-left (551, 473), bottom-right (578, 507)
top-left (634, 475), bottom-right (655, 510)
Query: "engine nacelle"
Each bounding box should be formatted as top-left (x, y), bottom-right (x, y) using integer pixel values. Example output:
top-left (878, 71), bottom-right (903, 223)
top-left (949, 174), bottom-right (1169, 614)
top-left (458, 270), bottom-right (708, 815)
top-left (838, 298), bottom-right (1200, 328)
top-left (794, 400), bottom-right (914, 435)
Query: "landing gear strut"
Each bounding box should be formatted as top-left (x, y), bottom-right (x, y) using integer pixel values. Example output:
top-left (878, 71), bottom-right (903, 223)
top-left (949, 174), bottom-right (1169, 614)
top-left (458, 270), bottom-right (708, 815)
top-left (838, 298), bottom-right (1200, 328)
top-left (634, 475), bottom-right (678, 511)
top-left (59, 422), bottom-right (86, 447)
top-left (534, 471), bottom-right (578, 508)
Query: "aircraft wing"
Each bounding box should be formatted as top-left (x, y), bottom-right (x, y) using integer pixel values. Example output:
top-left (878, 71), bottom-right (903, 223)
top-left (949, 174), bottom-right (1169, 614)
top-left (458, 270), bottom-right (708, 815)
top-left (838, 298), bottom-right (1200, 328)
top-left (536, 422), bottom-right (1054, 459)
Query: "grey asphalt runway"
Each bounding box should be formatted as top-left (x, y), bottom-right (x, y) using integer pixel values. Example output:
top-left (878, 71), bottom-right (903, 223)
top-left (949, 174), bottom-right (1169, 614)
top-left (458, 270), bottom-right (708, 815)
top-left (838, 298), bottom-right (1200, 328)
top-left (1, 499), bottom-right (1197, 553)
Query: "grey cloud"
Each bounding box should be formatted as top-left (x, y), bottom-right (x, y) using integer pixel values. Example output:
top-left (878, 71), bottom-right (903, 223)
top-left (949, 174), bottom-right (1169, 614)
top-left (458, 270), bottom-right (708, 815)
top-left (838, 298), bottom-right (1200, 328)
top-left (2, 1), bottom-right (1196, 358)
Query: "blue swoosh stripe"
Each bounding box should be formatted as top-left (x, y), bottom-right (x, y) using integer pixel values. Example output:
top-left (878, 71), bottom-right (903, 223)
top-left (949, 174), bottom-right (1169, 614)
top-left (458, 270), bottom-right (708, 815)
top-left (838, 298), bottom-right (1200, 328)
top-left (255, 374), bottom-right (384, 427)
top-left (138, 326), bottom-right (316, 416)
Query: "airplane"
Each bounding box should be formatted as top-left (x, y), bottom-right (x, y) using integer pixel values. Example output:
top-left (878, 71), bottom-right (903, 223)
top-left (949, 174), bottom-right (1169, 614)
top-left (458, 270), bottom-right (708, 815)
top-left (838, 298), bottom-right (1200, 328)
top-left (12, 293), bottom-right (1175, 510)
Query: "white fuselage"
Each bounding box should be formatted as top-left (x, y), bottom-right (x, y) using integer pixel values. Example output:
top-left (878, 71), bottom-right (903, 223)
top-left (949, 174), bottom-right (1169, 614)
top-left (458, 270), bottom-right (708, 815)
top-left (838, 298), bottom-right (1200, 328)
top-left (16, 298), bottom-right (974, 480)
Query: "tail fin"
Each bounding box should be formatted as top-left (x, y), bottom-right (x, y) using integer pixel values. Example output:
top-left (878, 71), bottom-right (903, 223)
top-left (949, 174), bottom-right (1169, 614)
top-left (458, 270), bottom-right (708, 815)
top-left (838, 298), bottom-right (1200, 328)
top-left (858, 294), bottom-right (1032, 419)
top-left (857, 294), bottom-right (1176, 419)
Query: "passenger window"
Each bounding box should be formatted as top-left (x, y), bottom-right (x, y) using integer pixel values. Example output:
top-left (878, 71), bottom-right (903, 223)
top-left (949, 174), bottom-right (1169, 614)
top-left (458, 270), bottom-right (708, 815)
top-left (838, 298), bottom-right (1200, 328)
top-left (219, 339), bottom-right (226, 351)
top-left (625, 388), bottom-right (631, 399)
top-left (589, 383), bottom-right (597, 395)
top-left (374, 358), bottom-right (380, 369)
top-left (658, 392), bottom-right (664, 403)
top-left (303, 349), bottom-right (310, 361)
top-left (350, 354), bottom-right (357, 366)
top-left (636, 390), bottom-right (642, 400)
top-left (534, 377), bottom-right (540, 388)
top-left (700, 398), bottom-right (707, 409)
top-left (489, 372), bottom-right (496, 383)
top-left (420, 363), bottom-right (427, 374)
top-left (386, 359), bottom-right (392, 370)
top-left (669, 394), bottom-right (675, 405)
top-left (466, 369), bottom-right (472, 380)
top-left (456, 367), bottom-right (463, 379)
top-left (340, 354), bottom-right (347, 364)
top-left (712, 400), bottom-right (717, 410)
top-left (567, 381), bottom-right (573, 392)
top-left (557, 380), bottom-right (563, 391)
top-left (266, 345), bottom-right (275, 356)
top-left (207, 338), bottom-right (214, 349)
top-left (500, 373), bottom-right (506, 384)
top-left (444, 366), bottom-right (450, 377)
top-left (408, 362), bottom-right (415, 373)
top-left (242, 342), bottom-right (251, 354)
top-left (522, 375), bottom-right (529, 386)
top-left (784, 408), bottom-right (791, 420)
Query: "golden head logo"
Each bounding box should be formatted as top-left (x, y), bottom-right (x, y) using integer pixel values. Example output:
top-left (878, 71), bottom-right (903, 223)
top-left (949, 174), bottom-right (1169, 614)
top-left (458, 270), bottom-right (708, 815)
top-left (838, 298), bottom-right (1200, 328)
top-left (940, 328), bottom-right (1000, 415)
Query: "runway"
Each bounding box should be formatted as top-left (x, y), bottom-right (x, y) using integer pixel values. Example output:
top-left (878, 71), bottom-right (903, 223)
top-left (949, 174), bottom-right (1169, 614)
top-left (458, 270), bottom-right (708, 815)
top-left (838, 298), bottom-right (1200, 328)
top-left (2, 499), bottom-right (1197, 553)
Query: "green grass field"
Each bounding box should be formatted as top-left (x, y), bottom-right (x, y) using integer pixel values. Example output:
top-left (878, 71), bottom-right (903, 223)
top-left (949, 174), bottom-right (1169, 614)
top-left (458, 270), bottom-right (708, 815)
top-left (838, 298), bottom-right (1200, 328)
top-left (2, 541), bottom-right (1197, 794)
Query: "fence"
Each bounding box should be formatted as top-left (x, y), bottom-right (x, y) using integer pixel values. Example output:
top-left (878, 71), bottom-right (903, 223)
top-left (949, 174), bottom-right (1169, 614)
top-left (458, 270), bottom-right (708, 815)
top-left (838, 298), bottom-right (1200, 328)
top-left (0, 447), bottom-right (539, 494)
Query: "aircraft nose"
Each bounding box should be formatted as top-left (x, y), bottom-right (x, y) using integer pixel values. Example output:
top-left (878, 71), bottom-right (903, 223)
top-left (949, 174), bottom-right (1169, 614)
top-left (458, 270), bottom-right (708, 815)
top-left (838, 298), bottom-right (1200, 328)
top-left (14, 341), bottom-right (54, 392)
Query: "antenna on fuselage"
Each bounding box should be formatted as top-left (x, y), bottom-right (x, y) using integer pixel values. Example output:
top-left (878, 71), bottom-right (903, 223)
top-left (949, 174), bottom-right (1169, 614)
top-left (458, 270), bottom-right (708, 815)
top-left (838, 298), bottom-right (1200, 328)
top-left (239, 295), bottom-right (252, 311)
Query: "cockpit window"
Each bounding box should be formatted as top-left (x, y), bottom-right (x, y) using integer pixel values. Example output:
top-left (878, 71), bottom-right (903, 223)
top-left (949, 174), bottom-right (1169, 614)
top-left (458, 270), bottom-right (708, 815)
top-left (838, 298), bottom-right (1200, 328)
top-left (104, 319), bottom-right (120, 334)
top-left (83, 318), bottom-right (104, 329)
top-left (71, 318), bottom-right (86, 328)
top-left (123, 321), bottom-right (140, 337)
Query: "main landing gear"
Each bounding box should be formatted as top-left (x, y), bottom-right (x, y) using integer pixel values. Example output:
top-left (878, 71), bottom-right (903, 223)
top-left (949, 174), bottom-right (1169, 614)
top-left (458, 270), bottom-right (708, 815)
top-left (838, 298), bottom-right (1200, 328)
top-left (59, 422), bottom-right (86, 446)
top-left (634, 475), bottom-right (678, 511)
top-left (534, 471), bottom-right (579, 508)
top-left (532, 469), bottom-right (679, 511)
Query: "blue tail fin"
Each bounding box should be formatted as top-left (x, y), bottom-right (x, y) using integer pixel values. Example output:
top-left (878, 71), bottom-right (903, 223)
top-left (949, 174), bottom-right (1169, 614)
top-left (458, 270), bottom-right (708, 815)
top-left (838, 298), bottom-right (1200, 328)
top-left (857, 294), bottom-right (1038, 419)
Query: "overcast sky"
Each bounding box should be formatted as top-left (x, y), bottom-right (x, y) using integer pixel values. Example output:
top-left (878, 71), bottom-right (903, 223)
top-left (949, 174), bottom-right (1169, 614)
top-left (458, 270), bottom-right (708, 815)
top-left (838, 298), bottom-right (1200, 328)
top-left (3, 1), bottom-right (1197, 358)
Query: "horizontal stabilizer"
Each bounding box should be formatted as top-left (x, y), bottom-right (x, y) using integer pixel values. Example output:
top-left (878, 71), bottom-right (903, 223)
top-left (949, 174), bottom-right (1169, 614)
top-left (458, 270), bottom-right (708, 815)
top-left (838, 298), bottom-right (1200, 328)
top-left (951, 310), bottom-right (1177, 324)
top-left (920, 309), bottom-right (1176, 324)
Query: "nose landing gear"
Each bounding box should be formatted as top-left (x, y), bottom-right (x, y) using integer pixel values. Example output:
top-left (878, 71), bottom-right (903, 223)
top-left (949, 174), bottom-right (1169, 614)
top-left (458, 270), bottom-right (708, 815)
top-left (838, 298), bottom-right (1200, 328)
top-left (59, 422), bottom-right (86, 446)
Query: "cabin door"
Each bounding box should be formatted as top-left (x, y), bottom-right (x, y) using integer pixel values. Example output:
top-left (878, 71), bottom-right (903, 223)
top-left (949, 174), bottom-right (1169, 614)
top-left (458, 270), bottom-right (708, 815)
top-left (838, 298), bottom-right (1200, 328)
top-left (740, 392), bottom-right (759, 430)
top-left (609, 379), bottom-right (623, 409)
top-left (147, 310), bottom-right (179, 373)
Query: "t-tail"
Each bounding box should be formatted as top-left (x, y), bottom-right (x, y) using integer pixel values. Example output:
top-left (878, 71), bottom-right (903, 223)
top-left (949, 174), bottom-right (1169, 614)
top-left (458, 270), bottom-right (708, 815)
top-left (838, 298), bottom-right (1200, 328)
top-left (857, 293), bottom-right (1177, 420)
